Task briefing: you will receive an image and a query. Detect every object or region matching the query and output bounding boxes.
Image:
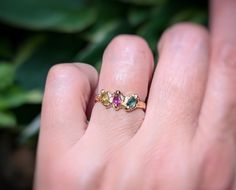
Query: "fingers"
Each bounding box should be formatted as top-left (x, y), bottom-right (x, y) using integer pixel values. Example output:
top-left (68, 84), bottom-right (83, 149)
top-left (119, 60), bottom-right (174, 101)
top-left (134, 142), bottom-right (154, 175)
top-left (193, 0), bottom-right (236, 188)
top-left (142, 23), bottom-right (209, 140)
top-left (195, 0), bottom-right (236, 186)
top-left (67, 36), bottom-right (154, 189)
top-left (210, 0), bottom-right (236, 45)
top-left (39, 63), bottom-right (98, 153)
top-left (197, 0), bottom-right (236, 138)
top-left (87, 35), bottom-right (154, 146)
top-left (101, 24), bottom-right (210, 190)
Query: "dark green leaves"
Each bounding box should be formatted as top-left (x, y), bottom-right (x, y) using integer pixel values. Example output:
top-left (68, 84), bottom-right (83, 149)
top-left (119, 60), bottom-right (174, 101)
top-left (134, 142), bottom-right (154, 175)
top-left (0, 63), bottom-right (15, 90)
top-left (0, 0), bottom-right (97, 32)
top-left (118, 0), bottom-right (167, 5)
top-left (16, 34), bottom-right (82, 90)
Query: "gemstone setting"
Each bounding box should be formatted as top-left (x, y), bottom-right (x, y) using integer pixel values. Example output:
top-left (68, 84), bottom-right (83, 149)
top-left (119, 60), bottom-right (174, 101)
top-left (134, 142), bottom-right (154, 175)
top-left (95, 90), bottom-right (144, 112)
top-left (124, 94), bottom-right (138, 111)
top-left (112, 90), bottom-right (124, 110)
top-left (127, 96), bottom-right (138, 109)
top-left (100, 90), bottom-right (112, 107)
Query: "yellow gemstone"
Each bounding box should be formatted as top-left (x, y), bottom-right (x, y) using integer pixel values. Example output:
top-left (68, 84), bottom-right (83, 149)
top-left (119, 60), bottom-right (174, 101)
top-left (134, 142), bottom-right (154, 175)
top-left (100, 91), bottom-right (111, 106)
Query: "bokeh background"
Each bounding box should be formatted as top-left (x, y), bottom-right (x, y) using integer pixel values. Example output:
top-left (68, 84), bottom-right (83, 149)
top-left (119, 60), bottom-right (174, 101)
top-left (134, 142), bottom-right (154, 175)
top-left (0, 0), bottom-right (207, 189)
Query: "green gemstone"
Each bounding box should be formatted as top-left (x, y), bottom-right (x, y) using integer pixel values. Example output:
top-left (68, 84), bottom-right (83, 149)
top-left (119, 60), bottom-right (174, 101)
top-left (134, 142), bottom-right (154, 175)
top-left (126, 96), bottom-right (137, 109)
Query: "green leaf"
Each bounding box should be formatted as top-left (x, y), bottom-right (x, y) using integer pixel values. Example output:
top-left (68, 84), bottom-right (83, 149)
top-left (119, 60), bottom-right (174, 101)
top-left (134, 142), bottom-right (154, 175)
top-left (0, 111), bottom-right (16, 127)
top-left (14, 35), bottom-right (46, 67)
top-left (170, 9), bottom-right (207, 25)
top-left (128, 7), bottom-right (151, 26)
top-left (0, 88), bottom-right (42, 110)
top-left (117, 0), bottom-right (167, 5)
top-left (0, 37), bottom-right (12, 59)
top-left (0, 0), bottom-right (97, 32)
top-left (16, 34), bottom-right (82, 90)
top-left (0, 62), bottom-right (15, 90)
top-left (20, 114), bottom-right (40, 143)
top-left (75, 21), bottom-right (132, 70)
top-left (75, 41), bottom-right (105, 71)
top-left (83, 20), bottom-right (122, 43)
top-left (137, 6), bottom-right (174, 51)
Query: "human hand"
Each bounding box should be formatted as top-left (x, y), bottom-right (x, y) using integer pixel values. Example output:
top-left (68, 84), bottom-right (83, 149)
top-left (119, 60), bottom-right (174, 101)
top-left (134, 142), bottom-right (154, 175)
top-left (34, 0), bottom-right (236, 189)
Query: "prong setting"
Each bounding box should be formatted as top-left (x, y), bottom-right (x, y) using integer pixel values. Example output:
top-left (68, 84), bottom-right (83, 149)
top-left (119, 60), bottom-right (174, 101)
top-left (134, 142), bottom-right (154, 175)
top-left (95, 90), bottom-right (144, 112)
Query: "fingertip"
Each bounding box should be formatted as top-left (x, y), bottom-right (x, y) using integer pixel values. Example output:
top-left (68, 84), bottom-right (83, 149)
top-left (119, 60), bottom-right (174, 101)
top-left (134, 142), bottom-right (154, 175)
top-left (157, 22), bottom-right (209, 53)
top-left (104, 34), bottom-right (154, 75)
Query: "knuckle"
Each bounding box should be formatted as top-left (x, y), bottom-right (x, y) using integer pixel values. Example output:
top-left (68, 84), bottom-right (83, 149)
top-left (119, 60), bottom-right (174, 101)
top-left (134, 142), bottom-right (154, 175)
top-left (169, 22), bottom-right (207, 33)
top-left (80, 63), bottom-right (98, 78)
top-left (166, 22), bottom-right (208, 40)
top-left (47, 63), bottom-right (91, 93)
top-left (159, 22), bottom-right (208, 51)
top-left (48, 63), bottom-right (77, 81)
top-left (110, 34), bottom-right (149, 50)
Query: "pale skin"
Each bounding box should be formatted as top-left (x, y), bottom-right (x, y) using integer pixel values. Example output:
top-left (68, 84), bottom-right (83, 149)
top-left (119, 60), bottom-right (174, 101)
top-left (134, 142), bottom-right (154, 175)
top-left (34, 0), bottom-right (236, 189)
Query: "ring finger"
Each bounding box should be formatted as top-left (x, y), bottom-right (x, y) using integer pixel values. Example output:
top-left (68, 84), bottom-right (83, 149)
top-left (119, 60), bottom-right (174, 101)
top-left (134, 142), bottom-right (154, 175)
top-left (86, 34), bottom-right (154, 148)
top-left (71, 35), bottom-right (154, 189)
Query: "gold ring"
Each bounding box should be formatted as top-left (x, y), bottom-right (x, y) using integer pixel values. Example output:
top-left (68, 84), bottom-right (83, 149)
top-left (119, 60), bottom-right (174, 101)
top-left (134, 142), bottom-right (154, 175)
top-left (95, 89), bottom-right (146, 112)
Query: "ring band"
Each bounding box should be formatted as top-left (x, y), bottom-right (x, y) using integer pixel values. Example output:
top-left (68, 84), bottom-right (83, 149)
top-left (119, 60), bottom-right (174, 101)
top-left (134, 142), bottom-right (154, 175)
top-left (95, 89), bottom-right (146, 112)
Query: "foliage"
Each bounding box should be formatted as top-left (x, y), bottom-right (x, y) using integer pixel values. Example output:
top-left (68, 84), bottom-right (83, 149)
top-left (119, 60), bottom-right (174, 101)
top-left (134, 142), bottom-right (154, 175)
top-left (0, 0), bottom-right (207, 141)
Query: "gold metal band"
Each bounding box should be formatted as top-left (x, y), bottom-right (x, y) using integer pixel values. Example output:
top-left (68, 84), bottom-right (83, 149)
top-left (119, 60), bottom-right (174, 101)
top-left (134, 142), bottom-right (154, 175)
top-left (95, 89), bottom-right (146, 112)
top-left (136, 101), bottom-right (146, 110)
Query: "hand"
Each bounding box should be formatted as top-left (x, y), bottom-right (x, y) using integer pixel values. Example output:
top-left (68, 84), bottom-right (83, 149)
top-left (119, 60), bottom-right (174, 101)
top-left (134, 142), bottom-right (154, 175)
top-left (34, 0), bottom-right (236, 189)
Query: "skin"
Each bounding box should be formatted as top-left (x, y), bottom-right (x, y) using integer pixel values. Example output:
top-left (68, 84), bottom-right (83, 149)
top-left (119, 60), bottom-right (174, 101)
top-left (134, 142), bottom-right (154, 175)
top-left (34, 0), bottom-right (236, 189)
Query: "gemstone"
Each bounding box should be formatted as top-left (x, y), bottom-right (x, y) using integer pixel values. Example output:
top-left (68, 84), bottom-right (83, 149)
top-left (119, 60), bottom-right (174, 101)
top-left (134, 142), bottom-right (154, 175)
top-left (113, 92), bottom-right (122, 108)
top-left (126, 96), bottom-right (138, 109)
top-left (100, 91), bottom-right (111, 106)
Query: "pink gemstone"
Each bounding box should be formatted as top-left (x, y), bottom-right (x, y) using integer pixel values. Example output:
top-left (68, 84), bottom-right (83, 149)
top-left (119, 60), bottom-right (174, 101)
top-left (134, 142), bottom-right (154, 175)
top-left (113, 94), bottom-right (121, 107)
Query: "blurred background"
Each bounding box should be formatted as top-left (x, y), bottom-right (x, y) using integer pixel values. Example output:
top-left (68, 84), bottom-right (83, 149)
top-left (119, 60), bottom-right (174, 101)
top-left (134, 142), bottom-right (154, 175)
top-left (0, 0), bottom-right (207, 189)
